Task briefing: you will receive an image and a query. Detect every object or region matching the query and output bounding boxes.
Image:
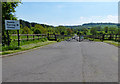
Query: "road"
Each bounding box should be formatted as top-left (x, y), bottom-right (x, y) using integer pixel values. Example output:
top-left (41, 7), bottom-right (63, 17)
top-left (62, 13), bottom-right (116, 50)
top-left (2, 39), bottom-right (118, 82)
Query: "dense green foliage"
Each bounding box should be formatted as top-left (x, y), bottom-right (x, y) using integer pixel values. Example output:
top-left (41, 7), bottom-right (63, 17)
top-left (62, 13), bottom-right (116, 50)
top-left (10, 19), bottom-right (119, 39)
top-left (11, 19), bottom-right (74, 36)
top-left (2, 1), bottom-right (21, 46)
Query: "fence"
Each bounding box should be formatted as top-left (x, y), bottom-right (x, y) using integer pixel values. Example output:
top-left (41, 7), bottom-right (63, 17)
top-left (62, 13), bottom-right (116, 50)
top-left (11, 34), bottom-right (47, 41)
top-left (83, 34), bottom-right (120, 42)
top-left (10, 34), bottom-right (72, 46)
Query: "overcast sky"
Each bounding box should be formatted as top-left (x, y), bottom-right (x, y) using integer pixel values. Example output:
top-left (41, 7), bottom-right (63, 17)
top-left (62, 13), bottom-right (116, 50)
top-left (15, 2), bottom-right (118, 26)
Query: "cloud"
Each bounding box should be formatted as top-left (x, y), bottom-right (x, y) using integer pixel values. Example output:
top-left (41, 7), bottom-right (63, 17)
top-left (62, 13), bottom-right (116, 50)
top-left (46, 15), bottom-right (118, 26)
top-left (102, 15), bottom-right (118, 23)
top-left (78, 15), bottom-right (118, 24)
top-left (52, 15), bottom-right (118, 26)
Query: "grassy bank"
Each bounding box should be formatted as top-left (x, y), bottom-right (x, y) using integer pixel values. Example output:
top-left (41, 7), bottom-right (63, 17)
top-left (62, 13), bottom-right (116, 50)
top-left (90, 38), bottom-right (119, 47)
top-left (2, 40), bottom-right (57, 55)
top-left (1, 35), bottom-right (72, 55)
top-left (103, 41), bottom-right (119, 47)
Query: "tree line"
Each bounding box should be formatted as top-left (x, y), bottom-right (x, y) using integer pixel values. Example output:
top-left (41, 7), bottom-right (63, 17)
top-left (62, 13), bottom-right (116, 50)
top-left (9, 19), bottom-right (74, 37)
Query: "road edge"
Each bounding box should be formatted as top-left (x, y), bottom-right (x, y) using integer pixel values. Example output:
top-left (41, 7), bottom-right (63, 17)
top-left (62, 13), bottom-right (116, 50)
top-left (1, 42), bottom-right (57, 58)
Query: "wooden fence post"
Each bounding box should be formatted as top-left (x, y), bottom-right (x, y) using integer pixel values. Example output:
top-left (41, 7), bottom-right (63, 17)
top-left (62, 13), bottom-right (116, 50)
top-left (118, 34), bottom-right (120, 42)
top-left (6, 30), bottom-right (10, 46)
top-left (109, 34), bottom-right (112, 40)
top-left (38, 35), bottom-right (39, 40)
top-left (93, 35), bottom-right (94, 40)
top-left (27, 34), bottom-right (29, 41)
top-left (107, 34), bottom-right (109, 39)
top-left (54, 34), bottom-right (57, 41)
top-left (17, 30), bottom-right (20, 46)
top-left (47, 33), bottom-right (49, 40)
top-left (33, 34), bottom-right (34, 40)
top-left (102, 34), bottom-right (104, 42)
top-left (115, 34), bottom-right (117, 41)
top-left (79, 35), bottom-right (81, 42)
top-left (99, 34), bottom-right (101, 40)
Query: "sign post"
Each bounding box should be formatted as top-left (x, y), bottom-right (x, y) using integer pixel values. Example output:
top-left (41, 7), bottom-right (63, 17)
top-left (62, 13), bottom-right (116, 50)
top-left (17, 30), bottom-right (20, 46)
top-left (5, 20), bottom-right (20, 46)
top-left (6, 30), bottom-right (10, 46)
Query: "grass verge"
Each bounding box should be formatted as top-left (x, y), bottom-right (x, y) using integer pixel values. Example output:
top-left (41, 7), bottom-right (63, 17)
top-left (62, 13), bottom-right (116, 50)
top-left (93, 39), bottom-right (119, 47)
top-left (2, 41), bottom-right (56, 55)
top-left (103, 41), bottom-right (119, 47)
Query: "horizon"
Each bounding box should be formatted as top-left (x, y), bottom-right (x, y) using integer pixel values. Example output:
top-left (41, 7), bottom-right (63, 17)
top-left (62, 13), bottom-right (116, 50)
top-left (15, 2), bottom-right (118, 26)
top-left (19, 19), bottom-right (118, 27)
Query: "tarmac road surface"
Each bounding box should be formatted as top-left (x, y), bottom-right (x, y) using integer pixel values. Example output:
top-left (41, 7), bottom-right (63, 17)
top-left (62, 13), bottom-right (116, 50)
top-left (2, 39), bottom-right (118, 82)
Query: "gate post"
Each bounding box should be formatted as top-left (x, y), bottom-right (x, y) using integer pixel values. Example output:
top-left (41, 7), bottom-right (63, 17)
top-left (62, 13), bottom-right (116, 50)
top-left (79, 33), bottom-right (81, 42)
top-left (47, 33), bottom-right (49, 40)
top-left (102, 34), bottom-right (105, 42)
top-left (54, 33), bottom-right (57, 41)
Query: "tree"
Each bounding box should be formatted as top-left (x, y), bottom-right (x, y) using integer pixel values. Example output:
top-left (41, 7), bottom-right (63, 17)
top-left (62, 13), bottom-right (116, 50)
top-left (34, 24), bottom-right (47, 34)
top-left (2, 1), bottom-right (21, 46)
top-left (56, 26), bottom-right (66, 35)
top-left (22, 26), bottom-right (31, 34)
top-left (47, 27), bottom-right (54, 34)
top-left (66, 28), bottom-right (73, 35)
top-left (109, 27), bottom-right (116, 34)
top-left (90, 27), bottom-right (97, 35)
top-left (104, 26), bottom-right (109, 34)
top-left (118, 28), bottom-right (120, 34)
top-left (61, 31), bottom-right (65, 35)
top-left (81, 27), bottom-right (88, 35)
top-left (96, 26), bottom-right (102, 31)
top-left (34, 28), bottom-right (41, 34)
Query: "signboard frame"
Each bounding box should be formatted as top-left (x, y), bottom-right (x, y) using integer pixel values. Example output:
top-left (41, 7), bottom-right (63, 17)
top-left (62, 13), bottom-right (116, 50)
top-left (5, 20), bottom-right (20, 46)
top-left (5, 20), bottom-right (20, 30)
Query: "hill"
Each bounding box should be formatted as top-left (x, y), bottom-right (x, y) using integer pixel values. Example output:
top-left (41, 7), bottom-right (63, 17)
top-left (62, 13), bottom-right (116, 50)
top-left (20, 19), bottom-right (54, 29)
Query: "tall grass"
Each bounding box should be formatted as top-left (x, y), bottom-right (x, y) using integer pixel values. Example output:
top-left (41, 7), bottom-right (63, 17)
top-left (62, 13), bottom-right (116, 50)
top-left (2, 38), bottom-right (48, 51)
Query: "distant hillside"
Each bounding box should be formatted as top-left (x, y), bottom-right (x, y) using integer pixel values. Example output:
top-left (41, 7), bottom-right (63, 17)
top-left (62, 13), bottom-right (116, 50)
top-left (82, 23), bottom-right (118, 28)
top-left (82, 23), bottom-right (118, 26)
top-left (65, 25), bottom-right (82, 29)
top-left (19, 19), bottom-right (119, 30)
top-left (20, 19), bottom-right (54, 29)
top-left (65, 23), bottom-right (119, 29)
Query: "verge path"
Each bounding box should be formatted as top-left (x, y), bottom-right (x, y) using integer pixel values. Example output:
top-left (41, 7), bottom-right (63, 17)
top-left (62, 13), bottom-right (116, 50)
top-left (2, 40), bottom-right (118, 82)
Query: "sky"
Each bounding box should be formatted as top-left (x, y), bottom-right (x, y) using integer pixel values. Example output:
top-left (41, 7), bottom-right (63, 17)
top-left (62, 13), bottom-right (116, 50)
top-left (15, 2), bottom-right (118, 26)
